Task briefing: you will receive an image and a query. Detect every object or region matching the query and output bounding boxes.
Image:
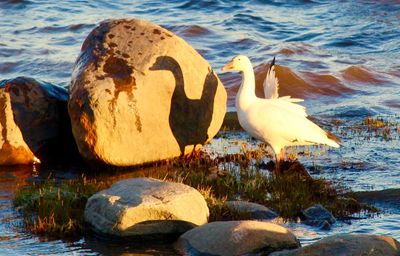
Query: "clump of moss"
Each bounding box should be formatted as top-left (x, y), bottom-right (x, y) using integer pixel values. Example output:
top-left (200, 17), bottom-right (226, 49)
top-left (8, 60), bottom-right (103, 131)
top-left (167, 155), bottom-right (376, 221)
top-left (14, 151), bottom-right (376, 240)
top-left (362, 116), bottom-right (399, 141)
top-left (197, 187), bottom-right (252, 222)
top-left (13, 177), bottom-right (108, 238)
top-left (363, 116), bottom-right (386, 128)
top-left (265, 172), bottom-right (377, 220)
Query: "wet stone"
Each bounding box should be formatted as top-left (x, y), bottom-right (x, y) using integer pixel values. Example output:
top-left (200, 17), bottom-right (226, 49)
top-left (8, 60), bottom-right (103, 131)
top-left (176, 221), bottom-right (300, 256)
top-left (224, 201), bottom-right (278, 220)
top-left (301, 204), bottom-right (336, 228)
top-left (0, 77), bottom-right (78, 165)
top-left (271, 234), bottom-right (400, 256)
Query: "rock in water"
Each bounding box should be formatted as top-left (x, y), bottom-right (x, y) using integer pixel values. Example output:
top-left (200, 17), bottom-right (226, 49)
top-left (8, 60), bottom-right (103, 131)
top-left (84, 178), bottom-right (209, 237)
top-left (301, 204), bottom-right (336, 229)
top-left (271, 234), bottom-right (400, 256)
top-left (0, 77), bottom-right (76, 165)
top-left (69, 18), bottom-right (227, 166)
top-left (224, 201), bottom-right (278, 220)
top-left (176, 221), bottom-right (300, 256)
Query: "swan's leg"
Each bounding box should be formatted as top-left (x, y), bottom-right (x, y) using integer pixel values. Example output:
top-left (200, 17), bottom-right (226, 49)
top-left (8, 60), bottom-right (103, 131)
top-left (274, 148), bottom-right (285, 174)
top-left (185, 145), bottom-right (198, 162)
top-left (275, 153), bottom-right (281, 174)
top-left (280, 148), bottom-right (285, 162)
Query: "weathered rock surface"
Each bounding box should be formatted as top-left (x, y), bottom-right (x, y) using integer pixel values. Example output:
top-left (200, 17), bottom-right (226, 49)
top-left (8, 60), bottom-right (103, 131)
top-left (69, 18), bottom-right (227, 166)
top-left (271, 234), bottom-right (400, 256)
top-left (225, 201), bottom-right (278, 220)
top-left (176, 221), bottom-right (300, 256)
top-left (84, 178), bottom-right (209, 237)
top-left (301, 204), bottom-right (336, 229)
top-left (0, 77), bottom-right (77, 165)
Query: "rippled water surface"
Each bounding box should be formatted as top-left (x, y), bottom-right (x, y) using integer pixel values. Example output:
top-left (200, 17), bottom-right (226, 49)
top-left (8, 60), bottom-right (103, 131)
top-left (0, 0), bottom-right (399, 255)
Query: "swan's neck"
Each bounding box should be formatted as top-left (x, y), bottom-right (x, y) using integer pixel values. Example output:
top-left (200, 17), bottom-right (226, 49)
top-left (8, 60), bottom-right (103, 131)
top-left (236, 65), bottom-right (256, 111)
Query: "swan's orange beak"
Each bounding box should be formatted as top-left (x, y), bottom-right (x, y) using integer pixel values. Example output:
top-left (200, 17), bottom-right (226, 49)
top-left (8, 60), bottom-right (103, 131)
top-left (221, 60), bottom-right (234, 72)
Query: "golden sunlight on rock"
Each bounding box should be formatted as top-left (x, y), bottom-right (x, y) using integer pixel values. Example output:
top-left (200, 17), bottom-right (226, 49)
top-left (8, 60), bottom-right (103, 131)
top-left (176, 220), bottom-right (300, 256)
top-left (69, 18), bottom-right (227, 167)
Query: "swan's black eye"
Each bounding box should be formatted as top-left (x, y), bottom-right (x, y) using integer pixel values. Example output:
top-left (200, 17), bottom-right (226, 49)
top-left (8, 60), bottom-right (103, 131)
top-left (238, 58), bottom-right (241, 61)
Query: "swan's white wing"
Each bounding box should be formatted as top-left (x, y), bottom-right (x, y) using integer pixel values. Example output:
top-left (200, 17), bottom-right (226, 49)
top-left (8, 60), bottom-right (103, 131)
top-left (267, 98), bottom-right (308, 118)
top-left (263, 57), bottom-right (279, 99)
top-left (273, 110), bottom-right (340, 148)
top-left (263, 57), bottom-right (304, 102)
top-left (247, 99), bottom-right (340, 148)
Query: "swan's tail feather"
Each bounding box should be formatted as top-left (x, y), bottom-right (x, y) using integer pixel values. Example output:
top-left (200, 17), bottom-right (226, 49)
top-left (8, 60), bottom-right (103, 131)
top-left (301, 120), bottom-right (341, 148)
top-left (264, 57), bottom-right (279, 99)
top-left (305, 116), bottom-right (341, 148)
top-left (326, 131), bottom-right (341, 148)
top-left (268, 56), bottom-right (276, 72)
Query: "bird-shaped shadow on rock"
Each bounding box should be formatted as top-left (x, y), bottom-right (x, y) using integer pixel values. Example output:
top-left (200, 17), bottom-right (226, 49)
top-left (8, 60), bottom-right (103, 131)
top-left (150, 56), bottom-right (218, 155)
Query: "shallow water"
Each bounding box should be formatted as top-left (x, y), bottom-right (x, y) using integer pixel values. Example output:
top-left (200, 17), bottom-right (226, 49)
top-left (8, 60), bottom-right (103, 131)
top-left (0, 0), bottom-right (399, 255)
top-left (206, 129), bottom-right (400, 246)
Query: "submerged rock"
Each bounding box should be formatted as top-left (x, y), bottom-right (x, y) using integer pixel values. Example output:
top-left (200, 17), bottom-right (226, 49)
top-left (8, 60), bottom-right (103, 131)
top-left (176, 220), bottom-right (300, 256)
top-left (224, 201), bottom-right (278, 220)
top-left (271, 234), bottom-right (400, 256)
top-left (353, 188), bottom-right (400, 208)
top-left (301, 204), bottom-right (336, 229)
top-left (69, 18), bottom-right (227, 167)
top-left (84, 178), bottom-right (209, 237)
top-left (0, 77), bottom-right (77, 165)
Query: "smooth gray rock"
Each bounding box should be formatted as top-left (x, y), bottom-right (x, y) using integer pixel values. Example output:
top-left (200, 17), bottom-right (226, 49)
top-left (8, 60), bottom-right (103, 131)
top-left (175, 220), bottom-right (300, 256)
top-left (271, 234), bottom-right (400, 256)
top-left (225, 201), bottom-right (278, 220)
top-left (302, 204), bottom-right (336, 228)
top-left (84, 178), bottom-right (209, 237)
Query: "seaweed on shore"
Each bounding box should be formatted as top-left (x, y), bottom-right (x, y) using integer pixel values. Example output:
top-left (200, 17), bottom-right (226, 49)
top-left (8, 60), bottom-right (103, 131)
top-left (13, 148), bottom-right (377, 240)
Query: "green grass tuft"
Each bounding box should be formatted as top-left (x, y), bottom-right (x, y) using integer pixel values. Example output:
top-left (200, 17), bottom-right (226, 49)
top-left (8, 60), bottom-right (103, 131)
top-left (13, 151), bottom-right (377, 239)
top-left (13, 177), bottom-right (108, 238)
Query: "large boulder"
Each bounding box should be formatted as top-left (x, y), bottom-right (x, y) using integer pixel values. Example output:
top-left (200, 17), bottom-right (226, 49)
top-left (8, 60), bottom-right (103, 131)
top-left (176, 221), bottom-right (300, 256)
top-left (84, 178), bottom-right (209, 237)
top-left (271, 234), bottom-right (400, 256)
top-left (69, 18), bottom-right (227, 166)
top-left (0, 77), bottom-right (77, 165)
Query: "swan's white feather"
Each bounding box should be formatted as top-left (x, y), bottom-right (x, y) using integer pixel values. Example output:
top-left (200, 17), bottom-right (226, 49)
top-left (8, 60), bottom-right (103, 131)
top-left (263, 62), bottom-right (279, 99)
top-left (263, 59), bottom-right (304, 103)
top-left (266, 98), bottom-right (307, 118)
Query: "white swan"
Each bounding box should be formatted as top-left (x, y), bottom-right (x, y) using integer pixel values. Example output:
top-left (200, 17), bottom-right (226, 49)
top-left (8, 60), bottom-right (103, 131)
top-left (222, 55), bottom-right (340, 173)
